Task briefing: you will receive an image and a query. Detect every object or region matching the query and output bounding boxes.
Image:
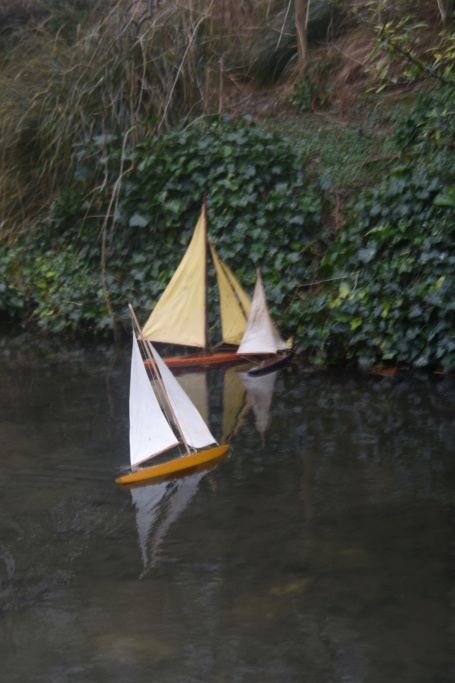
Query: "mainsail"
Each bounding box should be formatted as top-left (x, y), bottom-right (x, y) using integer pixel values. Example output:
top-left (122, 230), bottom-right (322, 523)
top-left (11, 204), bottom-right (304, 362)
top-left (237, 269), bottom-right (288, 355)
top-left (129, 334), bottom-right (179, 467)
top-left (142, 208), bottom-right (208, 348)
top-left (148, 342), bottom-right (217, 450)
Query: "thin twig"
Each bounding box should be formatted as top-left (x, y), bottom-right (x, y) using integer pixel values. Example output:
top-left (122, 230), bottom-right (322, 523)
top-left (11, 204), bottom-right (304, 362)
top-left (101, 126), bottom-right (135, 343)
top-left (158, 1), bottom-right (214, 132)
top-left (296, 272), bottom-right (360, 290)
top-left (277, 0), bottom-right (293, 49)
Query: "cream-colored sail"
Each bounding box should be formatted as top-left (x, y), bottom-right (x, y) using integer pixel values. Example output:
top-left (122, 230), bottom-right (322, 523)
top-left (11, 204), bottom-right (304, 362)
top-left (129, 334), bottom-right (179, 467)
top-left (210, 244), bottom-right (251, 345)
top-left (149, 342), bottom-right (217, 450)
top-left (237, 269), bottom-right (288, 355)
top-left (142, 208), bottom-right (207, 348)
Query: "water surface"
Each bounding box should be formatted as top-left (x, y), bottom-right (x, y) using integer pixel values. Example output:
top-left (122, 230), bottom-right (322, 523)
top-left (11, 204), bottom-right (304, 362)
top-left (1, 334), bottom-right (454, 682)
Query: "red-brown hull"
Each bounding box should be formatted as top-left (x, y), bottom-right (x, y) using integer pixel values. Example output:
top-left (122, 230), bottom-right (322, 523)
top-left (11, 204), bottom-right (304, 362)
top-left (145, 350), bottom-right (244, 370)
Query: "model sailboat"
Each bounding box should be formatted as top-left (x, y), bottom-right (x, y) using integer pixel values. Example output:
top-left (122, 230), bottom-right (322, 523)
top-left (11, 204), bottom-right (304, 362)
top-left (236, 267), bottom-right (293, 375)
top-left (115, 305), bottom-right (229, 487)
top-left (141, 200), bottom-right (252, 368)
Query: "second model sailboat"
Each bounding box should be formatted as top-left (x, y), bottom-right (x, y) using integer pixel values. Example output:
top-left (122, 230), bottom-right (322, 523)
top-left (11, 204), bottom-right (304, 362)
top-left (140, 199), bottom-right (292, 372)
top-left (141, 200), bottom-right (251, 368)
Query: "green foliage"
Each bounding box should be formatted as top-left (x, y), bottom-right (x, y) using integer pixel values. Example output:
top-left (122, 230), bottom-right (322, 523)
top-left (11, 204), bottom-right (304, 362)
top-left (290, 79), bottom-right (335, 112)
top-left (1, 117), bottom-right (329, 337)
top-left (283, 105), bottom-right (400, 193)
top-left (0, 246), bottom-right (26, 318)
top-left (293, 84), bottom-right (455, 371)
top-left (354, 0), bottom-right (455, 92)
top-left (396, 85), bottom-right (455, 150)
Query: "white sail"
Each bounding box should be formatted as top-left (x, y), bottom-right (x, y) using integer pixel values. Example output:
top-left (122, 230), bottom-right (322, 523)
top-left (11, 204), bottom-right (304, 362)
top-left (129, 334), bottom-right (179, 467)
top-left (237, 269), bottom-right (288, 355)
top-left (148, 342), bottom-right (217, 450)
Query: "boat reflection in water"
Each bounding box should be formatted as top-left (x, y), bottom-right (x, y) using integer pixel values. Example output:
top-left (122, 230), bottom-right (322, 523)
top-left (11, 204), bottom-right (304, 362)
top-left (130, 470), bottom-right (210, 577)
top-left (128, 364), bottom-right (281, 575)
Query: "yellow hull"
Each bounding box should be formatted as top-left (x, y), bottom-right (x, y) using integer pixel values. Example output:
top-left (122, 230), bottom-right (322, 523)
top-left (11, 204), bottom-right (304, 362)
top-left (115, 444), bottom-right (229, 486)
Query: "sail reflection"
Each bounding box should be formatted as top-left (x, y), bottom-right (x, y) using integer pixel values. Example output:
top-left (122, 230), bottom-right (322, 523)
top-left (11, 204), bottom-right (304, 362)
top-left (237, 370), bottom-right (279, 447)
top-left (131, 470), bottom-right (207, 577)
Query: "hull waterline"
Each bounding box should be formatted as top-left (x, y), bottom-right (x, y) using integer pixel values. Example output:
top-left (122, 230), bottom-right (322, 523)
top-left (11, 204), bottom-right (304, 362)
top-left (116, 444), bottom-right (230, 486)
top-left (247, 349), bottom-right (294, 375)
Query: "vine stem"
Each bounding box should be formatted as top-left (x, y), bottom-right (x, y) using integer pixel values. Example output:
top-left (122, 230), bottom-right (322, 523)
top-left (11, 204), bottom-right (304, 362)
top-left (101, 127), bottom-right (135, 344)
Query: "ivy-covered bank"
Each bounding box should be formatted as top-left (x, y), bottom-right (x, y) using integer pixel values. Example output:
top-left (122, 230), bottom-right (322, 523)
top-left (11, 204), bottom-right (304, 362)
top-left (0, 117), bottom-right (330, 339)
top-left (293, 86), bottom-right (455, 372)
top-left (1, 85), bottom-right (455, 372)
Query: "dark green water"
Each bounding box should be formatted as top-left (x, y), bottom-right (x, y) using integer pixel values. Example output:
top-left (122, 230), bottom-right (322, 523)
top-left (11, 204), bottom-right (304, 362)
top-left (1, 334), bottom-right (455, 682)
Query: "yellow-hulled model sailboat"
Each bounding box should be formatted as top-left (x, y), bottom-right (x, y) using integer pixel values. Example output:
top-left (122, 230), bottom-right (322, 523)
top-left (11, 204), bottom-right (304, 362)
top-left (115, 305), bottom-right (229, 486)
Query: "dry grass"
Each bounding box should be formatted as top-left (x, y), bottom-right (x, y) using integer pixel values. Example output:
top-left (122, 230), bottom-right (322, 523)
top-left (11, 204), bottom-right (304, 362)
top-left (0, 0), bottom-right (245, 238)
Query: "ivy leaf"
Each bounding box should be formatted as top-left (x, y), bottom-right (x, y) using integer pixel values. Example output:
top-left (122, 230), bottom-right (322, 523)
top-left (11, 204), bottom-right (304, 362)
top-left (129, 213), bottom-right (149, 228)
top-left (350, 316), bottom-right (362, 330)
top-left (434, 186), bottom-right (455, 207)
top-left (358, 248), bottom-right (377, 263)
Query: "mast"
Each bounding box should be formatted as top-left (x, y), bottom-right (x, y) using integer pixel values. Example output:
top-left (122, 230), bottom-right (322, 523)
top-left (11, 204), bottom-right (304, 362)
top-left (203, 194), bottom-right (209, 351)
top-left (129, 303), bottom-right (191, 457)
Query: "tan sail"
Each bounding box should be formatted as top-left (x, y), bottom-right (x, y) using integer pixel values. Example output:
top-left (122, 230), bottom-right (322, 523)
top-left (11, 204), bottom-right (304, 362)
top-left (210, 243), bottom-right (251, 345)
top-left (142, 207), bottom-right (208, 348)
top-left (221, 258), bottom-right (252, 321)
top-left (141, 200), bottom-right (253, 354)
